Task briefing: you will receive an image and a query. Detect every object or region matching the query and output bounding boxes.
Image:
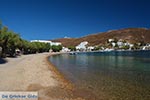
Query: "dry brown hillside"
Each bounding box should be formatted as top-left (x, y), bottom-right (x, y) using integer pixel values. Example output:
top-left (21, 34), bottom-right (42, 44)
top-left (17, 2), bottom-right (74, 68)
top-left (52, 28), bottom-right (150, 47)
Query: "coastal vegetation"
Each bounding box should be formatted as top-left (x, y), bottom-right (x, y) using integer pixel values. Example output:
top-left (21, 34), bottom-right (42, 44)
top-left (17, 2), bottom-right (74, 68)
top-left (0, 21), bottom-right (57, 57)
top-left (51, 45), bottom-right (62, 52)
top-left (68, 46), bottom-right (76, 51)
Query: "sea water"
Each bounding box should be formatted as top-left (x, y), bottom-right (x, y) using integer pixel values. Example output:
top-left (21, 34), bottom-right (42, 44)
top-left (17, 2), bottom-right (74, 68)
top-left (49, 51), bottom-right (150, 100)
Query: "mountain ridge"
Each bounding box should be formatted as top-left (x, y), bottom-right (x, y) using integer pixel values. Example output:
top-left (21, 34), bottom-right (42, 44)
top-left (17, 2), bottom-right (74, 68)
top-left (51, 28), bottom-right (150, 47)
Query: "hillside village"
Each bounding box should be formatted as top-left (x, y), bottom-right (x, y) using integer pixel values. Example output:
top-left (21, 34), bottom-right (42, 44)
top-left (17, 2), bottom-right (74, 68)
top-left (30, 38), bottom-right (150, 53)
top-left (50, 28), bottom-right (150, 52)
top-left (28, 28), bottom-right (150, 52)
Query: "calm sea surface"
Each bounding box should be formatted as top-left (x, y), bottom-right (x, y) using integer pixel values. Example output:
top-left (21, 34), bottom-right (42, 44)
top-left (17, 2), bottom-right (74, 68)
top-left (49, 51), bottom-right (150, 100)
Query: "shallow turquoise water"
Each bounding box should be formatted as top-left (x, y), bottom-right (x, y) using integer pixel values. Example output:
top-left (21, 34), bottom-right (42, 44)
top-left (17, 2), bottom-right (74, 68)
top-left (49, 51), bottom-right (150, 100)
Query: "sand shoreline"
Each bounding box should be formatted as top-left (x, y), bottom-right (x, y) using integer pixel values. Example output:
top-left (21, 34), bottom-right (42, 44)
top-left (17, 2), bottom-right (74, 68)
top-left (0, 52), bottom-right (86, 100)
top-left (46, 52), bottom-right (74, 90)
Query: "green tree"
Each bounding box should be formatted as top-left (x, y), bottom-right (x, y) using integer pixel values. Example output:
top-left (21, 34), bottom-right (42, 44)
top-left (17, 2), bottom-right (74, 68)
top-left (51, 45), bottom-right (62, 52)
top-left (7, 32), bottom-right (23, 56)
top-left (68, 46), bottom-right (76, 51)
top-left (133, 43), bottom-right (140, 50)
top-left (21, 40), bottom-right (30, 54)
top-left (121, 45), bottom-right (130, 50)
top-left (93, 46), bottom-right (100, 51)
top-left (0, 26), bottom-right (9, 57)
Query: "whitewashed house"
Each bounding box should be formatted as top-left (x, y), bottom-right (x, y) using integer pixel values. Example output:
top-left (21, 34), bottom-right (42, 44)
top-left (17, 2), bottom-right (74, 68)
top-left (142, 44), bottom-right (150, 50)
top-left (76, 41), bottom-right (88, 51)
top-left (108, 39), bottom-right (115, 43)
top-left (111, 42), bottom-right (116, 47)
top-left (146, 43), bottom-right (150, 46)
top-left (129, 44), bottom-right (134, 50)
top-left (117, 41), bottom-right (124, 48)
top-left (124, 42), bottom-right (130, 46)
top-left (87, 46), bottom-right (94, 51)
top-left (61, 47), bottom-right (70, 52)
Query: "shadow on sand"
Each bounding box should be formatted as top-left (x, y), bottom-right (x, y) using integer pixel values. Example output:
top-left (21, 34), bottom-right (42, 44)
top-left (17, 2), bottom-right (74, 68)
top-left (0, 58), bottom-right (7, 64)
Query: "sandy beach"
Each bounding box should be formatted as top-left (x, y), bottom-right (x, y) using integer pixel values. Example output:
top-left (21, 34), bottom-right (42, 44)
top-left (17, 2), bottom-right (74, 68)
top-left (0, 53), bottom-right (85, 100)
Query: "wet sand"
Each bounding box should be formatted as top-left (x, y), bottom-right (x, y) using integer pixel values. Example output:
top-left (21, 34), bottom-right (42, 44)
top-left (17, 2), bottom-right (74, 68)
top-left (0, 53), bottom-right (86, 100)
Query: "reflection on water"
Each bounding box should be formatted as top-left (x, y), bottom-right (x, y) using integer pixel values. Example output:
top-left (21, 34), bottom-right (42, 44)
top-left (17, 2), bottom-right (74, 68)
top-left (49, 51), bottom-right (150, 100)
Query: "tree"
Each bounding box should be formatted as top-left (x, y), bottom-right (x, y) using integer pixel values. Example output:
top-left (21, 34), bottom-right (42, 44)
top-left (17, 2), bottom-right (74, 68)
top-left (0, 22), bottom-right (21, 57)
top-left (133, 43), bottom-right (140, 50)
top-left (93, 46), bottom-right (100, 51)
top-left (7, 32), bottom-right (22, 56)
top-left (121, 45), bottom-right (130, 50)
top-left (68, 46), bottom-right (76, 51)
top-left (21, 40), bottom-right (30, 54)
top-left (114, 38), bottom-right (118, 43)
top-left (0, 26), bottom-right (9, 57)
top-left (114, 43), bottom-right (119, 49)
top-left (51, 45), bottom-right (62, 52)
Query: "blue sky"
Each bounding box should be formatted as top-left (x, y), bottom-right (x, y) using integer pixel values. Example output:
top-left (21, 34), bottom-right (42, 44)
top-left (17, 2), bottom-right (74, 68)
top-left (0, 0), bottom-right (150, 40)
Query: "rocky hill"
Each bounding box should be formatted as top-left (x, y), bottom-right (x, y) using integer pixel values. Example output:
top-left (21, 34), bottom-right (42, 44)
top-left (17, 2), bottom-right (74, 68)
top-left (52, 28), bottom-right (150, 47)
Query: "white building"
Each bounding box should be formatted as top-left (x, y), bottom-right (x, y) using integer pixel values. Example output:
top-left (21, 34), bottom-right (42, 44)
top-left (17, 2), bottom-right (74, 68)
top-left (31, 40), bottom-right (61, 46)
top-left (50, 42), bottom-right (61, 46)
top-left (76, 41), bottom-right (88, 50)
top-left (142, 44), bottom-right (150, 50)
top-left (87, 46), bottom-right (94, 51)
top-left (117, 41), bottom-right (124, 48)
top-left (124, 43), bottom-right (130, 46)
top-left (61, 47), bottom-right (70, 52)
top-left (111, 42), bottom-right (116, 47)
top-left (146, 43), bottom-right (150, 46)
top-left (108, 39), bottom-right (115, 43)
top-left (129, 44), bottom-right (134, 48)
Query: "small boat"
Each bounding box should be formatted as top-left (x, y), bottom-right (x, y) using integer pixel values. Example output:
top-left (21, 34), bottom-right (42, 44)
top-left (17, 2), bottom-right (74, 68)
top-left (69, 52), bottom-right (77, 55)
